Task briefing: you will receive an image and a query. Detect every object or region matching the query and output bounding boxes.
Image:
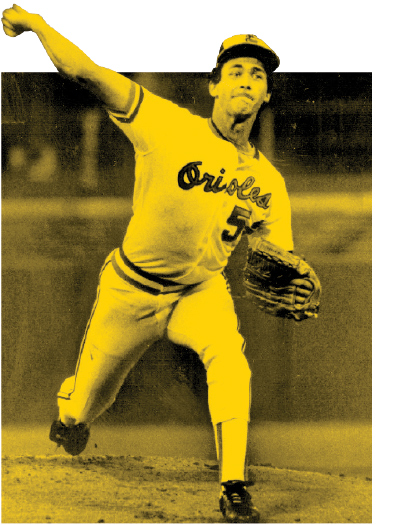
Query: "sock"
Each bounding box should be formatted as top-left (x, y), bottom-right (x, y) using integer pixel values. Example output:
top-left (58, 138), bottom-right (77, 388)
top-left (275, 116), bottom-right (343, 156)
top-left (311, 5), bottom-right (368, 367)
top-left (215, 418), bottom-right (248, 483)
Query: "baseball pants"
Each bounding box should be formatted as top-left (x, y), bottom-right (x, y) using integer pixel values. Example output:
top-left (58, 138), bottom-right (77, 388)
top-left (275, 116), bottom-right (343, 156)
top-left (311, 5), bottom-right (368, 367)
top-left (57, 249), bottom-right (251, 426)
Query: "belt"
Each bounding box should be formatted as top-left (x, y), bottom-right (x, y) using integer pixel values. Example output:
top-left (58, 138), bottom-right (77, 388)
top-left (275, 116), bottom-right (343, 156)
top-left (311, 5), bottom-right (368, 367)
top-left (111, 247), bottom-right (193, 295)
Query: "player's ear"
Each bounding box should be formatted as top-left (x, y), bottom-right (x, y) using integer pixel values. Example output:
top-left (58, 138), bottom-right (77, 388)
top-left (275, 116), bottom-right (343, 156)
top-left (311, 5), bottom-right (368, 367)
top-left (264, 92), bottom-right (271, 104)
top-left (209, 81), bottom-right (219, 99)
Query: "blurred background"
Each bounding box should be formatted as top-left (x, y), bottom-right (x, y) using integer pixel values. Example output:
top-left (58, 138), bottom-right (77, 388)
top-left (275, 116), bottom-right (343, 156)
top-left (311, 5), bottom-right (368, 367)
top-left (2, 72), bottom-right (371, 475)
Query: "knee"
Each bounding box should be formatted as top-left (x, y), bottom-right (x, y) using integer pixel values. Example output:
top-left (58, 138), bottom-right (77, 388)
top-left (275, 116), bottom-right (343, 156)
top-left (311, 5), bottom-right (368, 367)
top-left (200, 332), bottom-right (245, 366)
top-left (205, 349), bottom-right (252, 424)
top-left (204, 345), bottom-right (251, 385)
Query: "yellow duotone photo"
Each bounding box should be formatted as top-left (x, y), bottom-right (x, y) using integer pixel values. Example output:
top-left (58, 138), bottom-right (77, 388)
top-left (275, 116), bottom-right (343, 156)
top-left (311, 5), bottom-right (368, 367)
top-left (2, 3), bottom-right (371, 523)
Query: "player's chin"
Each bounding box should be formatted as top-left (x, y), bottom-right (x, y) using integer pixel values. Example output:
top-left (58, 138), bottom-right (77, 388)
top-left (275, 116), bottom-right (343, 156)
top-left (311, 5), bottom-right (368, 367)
top-left (233, 98), bottom-right (253, 111)
top-left (231, 103), bottom-right (251, 117)
top-left (231, 99), bottom-right (259, 119)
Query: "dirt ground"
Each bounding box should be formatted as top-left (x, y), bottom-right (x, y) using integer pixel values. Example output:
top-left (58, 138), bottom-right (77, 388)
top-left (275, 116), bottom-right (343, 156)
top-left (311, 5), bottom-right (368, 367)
top-left (2, 453), bottom-right (371, 524)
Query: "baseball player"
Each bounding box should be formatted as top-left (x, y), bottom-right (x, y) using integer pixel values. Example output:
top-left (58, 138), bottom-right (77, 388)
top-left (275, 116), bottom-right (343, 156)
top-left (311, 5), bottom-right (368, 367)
top-left (2, 5), bottom-right (296, 522)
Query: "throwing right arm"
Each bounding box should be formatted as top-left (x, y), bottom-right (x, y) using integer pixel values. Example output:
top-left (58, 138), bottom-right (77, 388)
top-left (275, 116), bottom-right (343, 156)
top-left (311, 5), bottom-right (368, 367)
top-left (2, 4), bottom-right (134, 113)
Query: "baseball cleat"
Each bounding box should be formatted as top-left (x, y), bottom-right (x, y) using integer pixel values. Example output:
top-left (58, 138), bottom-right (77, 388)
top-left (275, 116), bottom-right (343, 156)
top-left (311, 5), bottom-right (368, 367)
top-left (49, 420), bottom-right (90, 456)
top-left (219, 480), bottom-right (260, 523)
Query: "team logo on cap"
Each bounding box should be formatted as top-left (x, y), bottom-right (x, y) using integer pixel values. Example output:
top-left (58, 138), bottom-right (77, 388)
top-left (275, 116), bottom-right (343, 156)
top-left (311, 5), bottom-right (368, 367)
top-left (245, 34), bottom-right (259, 43)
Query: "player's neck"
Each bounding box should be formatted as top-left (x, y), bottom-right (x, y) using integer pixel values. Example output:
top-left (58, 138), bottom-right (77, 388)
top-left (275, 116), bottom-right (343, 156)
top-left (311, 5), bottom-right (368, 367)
top-left (211, 110), bottom-right (255, 153)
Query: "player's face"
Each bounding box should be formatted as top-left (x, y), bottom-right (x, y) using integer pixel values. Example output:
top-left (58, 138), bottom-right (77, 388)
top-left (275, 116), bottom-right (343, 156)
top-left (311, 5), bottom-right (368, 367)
top-left (210, 57), bottom-right (271, 118)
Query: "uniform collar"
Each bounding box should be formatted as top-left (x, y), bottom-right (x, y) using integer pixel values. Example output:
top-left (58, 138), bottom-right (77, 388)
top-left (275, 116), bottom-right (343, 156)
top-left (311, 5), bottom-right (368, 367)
top-left (209, 118), bottom-right (259, 159)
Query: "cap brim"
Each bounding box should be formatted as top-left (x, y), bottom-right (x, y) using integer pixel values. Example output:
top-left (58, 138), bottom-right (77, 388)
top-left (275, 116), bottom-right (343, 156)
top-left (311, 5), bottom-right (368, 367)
top-left (217, 43), bottom-right (280, 73)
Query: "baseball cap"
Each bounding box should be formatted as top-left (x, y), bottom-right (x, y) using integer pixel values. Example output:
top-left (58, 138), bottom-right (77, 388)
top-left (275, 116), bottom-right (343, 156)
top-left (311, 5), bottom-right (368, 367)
top-left (216, 34), bottom-right (280, 73)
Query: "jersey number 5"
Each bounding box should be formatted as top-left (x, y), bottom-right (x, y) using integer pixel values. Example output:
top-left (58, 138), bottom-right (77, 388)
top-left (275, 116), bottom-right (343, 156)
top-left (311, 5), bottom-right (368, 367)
top-left (222, 205), bottom-right (251, 242)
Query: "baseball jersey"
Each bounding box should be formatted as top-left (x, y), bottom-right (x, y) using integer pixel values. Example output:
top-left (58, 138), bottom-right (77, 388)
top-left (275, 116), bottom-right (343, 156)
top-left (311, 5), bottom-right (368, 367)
top-left (107, 82), bottom-right (293, 285)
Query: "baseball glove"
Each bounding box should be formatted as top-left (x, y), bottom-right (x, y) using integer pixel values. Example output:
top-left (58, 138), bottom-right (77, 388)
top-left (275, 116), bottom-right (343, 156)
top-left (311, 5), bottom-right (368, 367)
top-left (243, 239), bottom-right (321, 321)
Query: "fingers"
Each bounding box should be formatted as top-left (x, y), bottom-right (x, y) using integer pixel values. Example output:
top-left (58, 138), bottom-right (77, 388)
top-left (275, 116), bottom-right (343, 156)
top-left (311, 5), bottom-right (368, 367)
top-left (3, 5), bottom-right (29, 22)
top-left (2, 15), bottom-right (24, 36)
top-left (2, 17), bottom-right (14, 28)
top-left (2, 7), bottom-right (17, 24)
top-left (2, 16), bottom-right (16, 35)
top-left (2, 5), bottom-right (31, 36)
top-left (291, 278), bottom-right (315, 304)
top-left (13, 5), bottom-right (26, 14)
top-left (3, 23), bottom-right (18, 36)
top-left (291, 279), bottom-right (314, 301)
top-left (290, 278), bottom-right (314, 289)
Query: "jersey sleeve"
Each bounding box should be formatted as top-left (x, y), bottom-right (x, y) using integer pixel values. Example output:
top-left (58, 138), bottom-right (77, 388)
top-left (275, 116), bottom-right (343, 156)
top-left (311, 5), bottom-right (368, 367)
top-left (248, 173), bottom-right (294, 252)
top-left (106, 80), bottom-right (189, 153)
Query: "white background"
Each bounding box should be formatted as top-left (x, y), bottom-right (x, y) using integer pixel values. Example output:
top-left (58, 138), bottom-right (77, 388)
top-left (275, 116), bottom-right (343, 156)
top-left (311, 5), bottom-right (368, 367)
top-left (0, 1), bottom-right (397, 522)
top-left (0, 0), bottom-right (385, 73)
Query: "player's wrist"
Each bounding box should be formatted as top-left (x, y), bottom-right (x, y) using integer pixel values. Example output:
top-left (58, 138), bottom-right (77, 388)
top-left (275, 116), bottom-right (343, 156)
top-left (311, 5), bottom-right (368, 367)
top-left (28, 14), bottom-right (45, 34)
